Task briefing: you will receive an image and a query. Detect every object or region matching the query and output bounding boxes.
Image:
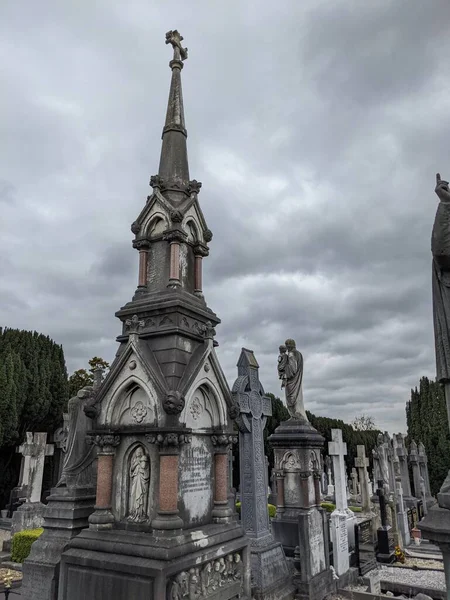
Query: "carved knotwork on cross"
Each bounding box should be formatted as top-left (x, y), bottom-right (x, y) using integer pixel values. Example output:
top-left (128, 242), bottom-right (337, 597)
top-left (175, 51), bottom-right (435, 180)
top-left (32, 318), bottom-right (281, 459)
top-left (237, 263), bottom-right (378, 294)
top-left (165, 30), bottom-right (188, 62)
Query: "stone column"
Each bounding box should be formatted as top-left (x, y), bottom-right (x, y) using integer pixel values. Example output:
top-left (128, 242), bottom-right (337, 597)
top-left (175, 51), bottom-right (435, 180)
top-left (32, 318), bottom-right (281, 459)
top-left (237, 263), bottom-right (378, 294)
top-left (147, 432), bottom-right (189, 532)
top-left (88, 434), bottom-right (120, 530)
top-left (193, 243), bottom-right (208, 298)
top-left (276, 470), bottom-right (286, 513)
top-left (211, 434), bottom-right (235, 524)
top-left (136, 241), bottom-right (149, 288)
top-left (328, 429), bottom-right (350, 576)
top-left (355, 445), bottom-right (371, 515)
top-left (396, 480), bottom-right (411, 546)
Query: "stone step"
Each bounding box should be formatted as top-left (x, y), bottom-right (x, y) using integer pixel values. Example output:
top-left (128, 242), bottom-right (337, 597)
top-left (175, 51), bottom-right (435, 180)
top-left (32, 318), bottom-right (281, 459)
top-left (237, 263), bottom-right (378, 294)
top-left (1, 560), bottom-right (22, 571)
top-left (0, 518), bottom-right (12, 529)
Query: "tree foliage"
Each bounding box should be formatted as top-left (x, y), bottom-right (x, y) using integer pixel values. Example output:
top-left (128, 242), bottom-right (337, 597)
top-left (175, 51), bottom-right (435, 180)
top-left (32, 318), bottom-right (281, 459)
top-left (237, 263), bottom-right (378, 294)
top-left (406, 376), bottom-right (450, 496)
top-left (0, 328), bottom-right (68, 507)
top-left (351, 414), bottom-right (376, 431)
top-left (68, 356), bottom-right (109, 397)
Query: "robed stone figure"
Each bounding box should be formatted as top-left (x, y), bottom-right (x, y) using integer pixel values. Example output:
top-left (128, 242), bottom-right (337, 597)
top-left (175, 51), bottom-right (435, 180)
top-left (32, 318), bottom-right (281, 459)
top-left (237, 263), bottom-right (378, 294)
top-left (278, 338), bottom-right (308, 422)
top-left (128, 446), bottom-right (150, 522)
top-left (432, 173), bottom-right (450, 385)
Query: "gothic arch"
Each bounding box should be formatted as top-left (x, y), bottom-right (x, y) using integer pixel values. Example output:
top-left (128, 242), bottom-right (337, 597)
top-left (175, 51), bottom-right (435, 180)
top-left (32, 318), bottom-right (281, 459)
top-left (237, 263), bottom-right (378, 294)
top-left (185, 218), bottom-right (199, 243)
top-left (184, 380), bottom-right (225, 429)
top-left (104, 375), bottom-right (158, 426)
top-left (145, 212), bottom-right (168, 238)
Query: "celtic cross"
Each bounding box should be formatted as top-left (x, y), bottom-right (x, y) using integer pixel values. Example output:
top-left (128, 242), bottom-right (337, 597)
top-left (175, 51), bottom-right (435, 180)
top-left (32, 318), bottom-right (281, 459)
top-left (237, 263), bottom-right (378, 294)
top-left (165, 30), bottom-right (188, 62)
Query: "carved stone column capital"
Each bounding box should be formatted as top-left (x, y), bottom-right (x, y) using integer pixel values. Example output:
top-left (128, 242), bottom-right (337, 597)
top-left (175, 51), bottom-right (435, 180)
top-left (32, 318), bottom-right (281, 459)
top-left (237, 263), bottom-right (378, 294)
top-left (88, 433), bottom-right (120, 455)
top-left (211, 433), bottom-right (237, 454)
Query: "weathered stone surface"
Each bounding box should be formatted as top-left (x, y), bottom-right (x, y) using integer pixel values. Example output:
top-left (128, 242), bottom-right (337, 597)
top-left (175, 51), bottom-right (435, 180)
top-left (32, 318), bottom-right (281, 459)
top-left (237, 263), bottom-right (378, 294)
top-left (233, 348), bottom-right (295, 599)
top-left (328, 429), bottom-right (349, 576)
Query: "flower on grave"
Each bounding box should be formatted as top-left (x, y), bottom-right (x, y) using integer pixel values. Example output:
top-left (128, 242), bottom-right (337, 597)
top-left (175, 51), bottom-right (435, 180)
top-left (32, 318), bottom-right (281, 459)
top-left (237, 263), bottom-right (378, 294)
top-left (394, 545), bottom-right (405, 564)
top-left (3, 570), bottom-right (13, 589)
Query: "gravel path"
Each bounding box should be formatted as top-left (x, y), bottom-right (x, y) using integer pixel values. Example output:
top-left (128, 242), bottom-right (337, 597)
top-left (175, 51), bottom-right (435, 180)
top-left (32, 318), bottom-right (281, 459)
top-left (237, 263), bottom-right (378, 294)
top-left (379, 565), bottom-right (445, 591)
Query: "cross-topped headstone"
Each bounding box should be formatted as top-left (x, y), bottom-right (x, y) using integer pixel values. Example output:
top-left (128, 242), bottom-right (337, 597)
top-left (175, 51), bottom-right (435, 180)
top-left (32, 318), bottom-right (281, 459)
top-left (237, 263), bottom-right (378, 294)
top-left (18, 432), bottom-right (54, 503)
top-left (328, 429), bottom-right (350, 575)
top-left (233, 348), bottom-right (272, 545)
top-left (376, 480), bottom-right (388, 527)
top-left (165, 29), bottom-right (188, 61)
top-left (328, 429), bottom-right (348, 511)
top-left (355, 445), bottom-right (371, 513)
top-left (350, 468), bottom-right (358, 496)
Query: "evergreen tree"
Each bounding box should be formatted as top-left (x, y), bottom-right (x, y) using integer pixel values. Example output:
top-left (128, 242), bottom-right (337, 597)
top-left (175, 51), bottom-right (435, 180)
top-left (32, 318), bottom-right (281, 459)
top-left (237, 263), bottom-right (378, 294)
top-left (406, 376), bottom-right (450, 496)
top-left (0, 328), bottom-right (69, 507)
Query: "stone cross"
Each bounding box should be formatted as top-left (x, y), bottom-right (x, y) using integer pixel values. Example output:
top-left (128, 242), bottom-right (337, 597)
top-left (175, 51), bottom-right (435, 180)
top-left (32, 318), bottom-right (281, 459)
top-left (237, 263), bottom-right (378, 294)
top-left (355, 445), bottom-right (371, 513)
top-left (18, 432), bottom-right (54, 503)
top-left (396, 480), bottom-right (410, 546)
top-left (165, 29), bottom-right (188, 61)
top-left (325, 454), bottom-right (334, 497)
top-left (328, 429), bottom-right (348, 511)
top-left (328, 429), bottom-right (349, 576)
top-left (233, 349), bottom-right (273, 545)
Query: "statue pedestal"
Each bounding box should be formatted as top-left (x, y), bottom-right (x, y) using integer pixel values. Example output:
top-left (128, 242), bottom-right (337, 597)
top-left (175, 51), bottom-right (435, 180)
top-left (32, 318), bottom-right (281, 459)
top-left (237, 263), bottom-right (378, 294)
top-left (21, 486), bottom-right (96, 600)
top-left (269, 420), bottom-right (335, 600)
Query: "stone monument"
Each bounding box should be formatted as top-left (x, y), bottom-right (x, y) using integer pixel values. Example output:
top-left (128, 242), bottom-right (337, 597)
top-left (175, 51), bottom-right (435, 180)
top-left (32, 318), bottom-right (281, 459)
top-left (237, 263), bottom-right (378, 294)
top-left (21, 383), bottom-right (99, 600)
top-left (55, 30), bottom-right (250, 600)
top-left (325, 455), bottom-right (334, 499)
top-left (271, 340), bottom-right (334, 600)
top-left (393, 433), bottom-right (417, 509)
top-left (376, 481), bottom-right (395, 564)
top-left (12, 432), bottom-right (54, 535)
top-left (233, 348), bottom-right (295, 600)
top-left (418, 442), bottom-right (435, 509)
top-left (328, 429), bottom-right (349, 577)
top-left (355, 446), bottom-right (371, 515)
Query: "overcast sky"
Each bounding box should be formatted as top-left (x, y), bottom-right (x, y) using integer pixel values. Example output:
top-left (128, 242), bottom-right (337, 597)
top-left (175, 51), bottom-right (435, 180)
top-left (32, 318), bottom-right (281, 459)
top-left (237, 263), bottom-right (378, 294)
top-left (1, 1), bottom-right (449, 433)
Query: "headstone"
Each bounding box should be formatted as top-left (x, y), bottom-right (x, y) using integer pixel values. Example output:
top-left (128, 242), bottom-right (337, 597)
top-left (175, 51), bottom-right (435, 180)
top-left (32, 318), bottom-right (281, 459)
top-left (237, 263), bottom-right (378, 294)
top-left (376, 481), bottom-right (395, 564)
top-left (12, 432), bottom-right (54, 535)
top-left (271, 339), bottom-right (334, 600)
top-left (396, 480), bottom-right (411, 546)
top-left (234, 348), bottom-right (295, 599)
top-left (393, 433), bottom-right (416, 509)
top-left (409, 440), bottom-right (422, 500)
top-left (355, 445), bottom-right (371, 514)
top-left (350, 468), bottom-right (358, 497)
top-left (354, 519), bottom-right (377, 575)
top-left (420, 477), bottom-right (428, 516)
top-left (418, 442), bottom-right (435, 510)
top-left (325, 455), bottom-right (334, 498)
top-left (328, 429), bottom-right (349, 576)
top-left (21, 384), bottom-right (99, 600)
top-left (366, 570), bottom-right (381, 595)
top-left (417, 500), bottom-right (424, 521)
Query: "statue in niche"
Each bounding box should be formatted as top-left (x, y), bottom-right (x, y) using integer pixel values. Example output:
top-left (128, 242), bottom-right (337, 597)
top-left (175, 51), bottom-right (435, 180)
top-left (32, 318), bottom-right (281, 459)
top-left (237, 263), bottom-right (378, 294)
top-left (127, 446), bottom-right (150, 522)
top-left (277, 338), bottom-right (308, 422)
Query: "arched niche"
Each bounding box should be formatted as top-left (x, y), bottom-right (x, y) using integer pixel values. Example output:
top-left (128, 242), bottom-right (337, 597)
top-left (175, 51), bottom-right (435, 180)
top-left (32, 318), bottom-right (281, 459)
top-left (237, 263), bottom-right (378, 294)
top-left (145, 213), bottom-right (168, 238)
top-left (105, 378), bottom-right (157, 427)
top-left (126, 443), bottom-right (151, 523)
top-left (185, 219), bottom-right (199, 243)
top-left (280, 451), bottom-right (301, 472)
top-left (184, 383), bottom-right (222, 430)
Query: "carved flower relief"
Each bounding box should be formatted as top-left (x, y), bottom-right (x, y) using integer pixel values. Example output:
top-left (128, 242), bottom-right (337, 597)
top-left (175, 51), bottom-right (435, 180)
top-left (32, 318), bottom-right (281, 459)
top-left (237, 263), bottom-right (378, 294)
top-left (131, 401), bottom-right (148, 424)
top-left (190, 396), bottom-right (203, 421)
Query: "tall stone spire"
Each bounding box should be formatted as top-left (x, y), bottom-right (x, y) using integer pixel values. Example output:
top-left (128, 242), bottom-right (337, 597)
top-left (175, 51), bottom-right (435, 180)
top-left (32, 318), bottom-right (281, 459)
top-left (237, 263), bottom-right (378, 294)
top-left (157, 30), bottom-right (190, 203)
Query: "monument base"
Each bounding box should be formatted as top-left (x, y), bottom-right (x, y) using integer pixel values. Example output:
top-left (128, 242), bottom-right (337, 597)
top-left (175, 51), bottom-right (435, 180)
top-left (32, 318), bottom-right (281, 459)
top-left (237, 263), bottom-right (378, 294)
top-left (250, 541), bottom-right (295, 600)
top-left (293, 568), bottom-right (335, 600)
top-left (12, 501), bottom-right (45, 535)
top-left (58, 521), bottom-right (250, 600)
top-left (21, 486), bottom-right (96, 600)
top-left (376, 526), bottom-right (395, 564)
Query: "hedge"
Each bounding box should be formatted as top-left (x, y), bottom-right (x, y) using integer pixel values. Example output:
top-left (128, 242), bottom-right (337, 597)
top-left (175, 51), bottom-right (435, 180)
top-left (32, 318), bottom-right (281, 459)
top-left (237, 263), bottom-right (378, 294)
top-left (11, 528), bottom-right (43, 563)
top-left (320, 502), bottom-right (362, 513)
top-left (235, 502), bottom-right (277, 518)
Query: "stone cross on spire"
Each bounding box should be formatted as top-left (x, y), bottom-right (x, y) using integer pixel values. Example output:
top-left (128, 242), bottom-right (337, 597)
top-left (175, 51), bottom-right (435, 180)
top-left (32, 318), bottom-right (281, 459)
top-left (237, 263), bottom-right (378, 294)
top-left (165, 30), bottom-right (188, 62)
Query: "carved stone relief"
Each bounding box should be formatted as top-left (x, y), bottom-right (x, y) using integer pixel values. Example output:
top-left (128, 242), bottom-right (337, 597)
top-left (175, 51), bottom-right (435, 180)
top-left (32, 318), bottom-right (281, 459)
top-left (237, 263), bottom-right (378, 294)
top-left (113, 386), bottom-right (155, 426)
top-left (127, 445), bottom-right (150, 522)
top-left (167, 552), bottom-right (243, 599)
top-left (184, 386), bottom-right (218, 429)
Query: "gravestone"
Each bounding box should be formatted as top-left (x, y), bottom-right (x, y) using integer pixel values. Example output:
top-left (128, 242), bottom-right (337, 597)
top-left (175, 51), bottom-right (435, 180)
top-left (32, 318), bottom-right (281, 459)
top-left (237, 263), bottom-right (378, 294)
top-left (418, 442), bottom-right (435, 510)
top-left (355, 445), bottom-right (371, 515)
top-left (12, 432), bottom-right (54, 535)
top-left (55, 30), bottom-right (250, 600)
top-left (395, 480), bottom-right (411, 546)
top-left (376, 481), bottom-right (395, 564)
top-left (325, 455), bottom-right (334, 498)
top-left (233, 348), bottom-right (294, 600)
top-left (350, 468), bottom-right (358, 498)
top-left (409, 440), bottom-right (422, 500)
top-left (354, 519), bottom-right (377, 575)
top-left (328, 429), bottom-right (349, 576)
top-left (417, 500), bottom-right (424, 521)
top-left (21, 382), bottom-right (99, 600)
top-left (271, 339), bottom-right (334, 600)
top-left (393, 433), bottom-right (416, 509)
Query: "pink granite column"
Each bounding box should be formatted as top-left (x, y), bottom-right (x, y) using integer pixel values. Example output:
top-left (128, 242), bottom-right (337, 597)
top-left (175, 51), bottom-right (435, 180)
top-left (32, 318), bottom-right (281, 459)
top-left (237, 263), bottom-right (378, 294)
top-left (193, 243), bottom-right (208, 298)
top-left (313, 471), bottom-right (321, 506)
top-left (138, 247), bottom-right (149, 287)
top-left (148, 432), bottom-right (186, 532)
top-left (169, 242), bottom-right (180, 283)
top-left (88, 434), bottom-right (120, 530)
top-left (211, 434), bottom-right (234, 523)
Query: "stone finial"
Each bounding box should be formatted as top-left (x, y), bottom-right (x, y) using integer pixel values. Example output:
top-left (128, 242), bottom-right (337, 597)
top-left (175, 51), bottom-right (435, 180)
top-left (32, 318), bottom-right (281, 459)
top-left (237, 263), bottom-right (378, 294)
top-left (165, 30), bottom-right (188, 62)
